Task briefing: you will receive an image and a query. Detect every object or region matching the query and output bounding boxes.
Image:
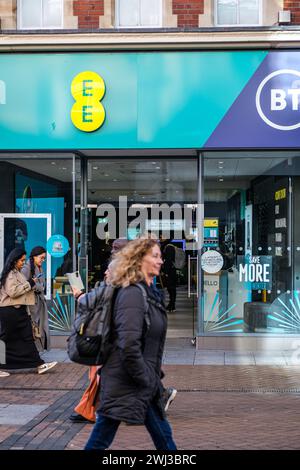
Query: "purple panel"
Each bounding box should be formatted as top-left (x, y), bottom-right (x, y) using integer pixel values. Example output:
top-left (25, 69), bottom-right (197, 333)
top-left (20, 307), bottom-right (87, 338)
top-left (205, 51), bottom-right (300, 149)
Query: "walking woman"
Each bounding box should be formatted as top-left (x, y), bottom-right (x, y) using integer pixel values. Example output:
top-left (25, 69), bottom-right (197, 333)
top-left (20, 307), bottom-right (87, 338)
top-left (0, 248), bottom-right (56, 374)
top-left (84, 238), bottom-right (177, 450)
top-left (22, 246), bottom-right (50, 352)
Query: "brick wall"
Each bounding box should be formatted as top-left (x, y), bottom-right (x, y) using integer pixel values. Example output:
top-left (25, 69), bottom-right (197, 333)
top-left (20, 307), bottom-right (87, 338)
top-left (284, 1), bottom-right (300, 24)
top-left (73, 0), bottom-right (105, 29)
top-left (0, 0), bottom-right (16, 30)
top-left (172, 0), bottom-right (204, 27)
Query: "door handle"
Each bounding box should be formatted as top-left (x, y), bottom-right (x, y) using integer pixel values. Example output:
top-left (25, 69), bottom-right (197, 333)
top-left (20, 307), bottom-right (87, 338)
top-left (188, 256), bottom-right (198, 298)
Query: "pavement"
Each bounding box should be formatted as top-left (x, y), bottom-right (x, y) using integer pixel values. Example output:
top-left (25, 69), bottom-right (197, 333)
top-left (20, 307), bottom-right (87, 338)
top-left (1, 340), bottom-right (300, 450)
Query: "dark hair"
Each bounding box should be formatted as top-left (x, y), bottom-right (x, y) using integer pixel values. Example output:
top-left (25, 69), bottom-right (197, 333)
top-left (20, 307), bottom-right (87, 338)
top-left (0, 248), bottom-right (26, 288)
top-left (29, 246), bottom-right (46, 277)
top-left (111, 238), bottom-right (128, 254)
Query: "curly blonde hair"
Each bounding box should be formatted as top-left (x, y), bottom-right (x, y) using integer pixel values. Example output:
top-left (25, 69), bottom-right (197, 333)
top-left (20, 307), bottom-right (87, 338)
top-left (108, 238), bottom-right (160, 288)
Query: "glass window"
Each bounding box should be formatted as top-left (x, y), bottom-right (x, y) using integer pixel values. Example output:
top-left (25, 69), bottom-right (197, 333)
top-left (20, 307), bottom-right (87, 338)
top-left (201, 152), bottom-right (300, 335)
top-left (116, 0), bottom-right (162, 28)
top-left (216, 0), bottom-right (260, 26)
top-left (0, 154), bottom-right (76, 333)
top-left (18, 0), bottom-right (63, 29)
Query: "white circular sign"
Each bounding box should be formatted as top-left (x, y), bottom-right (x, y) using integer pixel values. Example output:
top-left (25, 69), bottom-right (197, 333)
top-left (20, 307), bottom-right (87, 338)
top-left (256, 69), bottom-right (300, 131)
top-left (201, 250), bottom-right (223, 274)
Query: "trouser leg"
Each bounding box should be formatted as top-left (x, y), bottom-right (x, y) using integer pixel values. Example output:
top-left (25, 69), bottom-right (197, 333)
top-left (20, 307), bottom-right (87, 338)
top-left (144, 403), bottom-right (177, 450)
top-left (85, 413), bottom-right (120, 450)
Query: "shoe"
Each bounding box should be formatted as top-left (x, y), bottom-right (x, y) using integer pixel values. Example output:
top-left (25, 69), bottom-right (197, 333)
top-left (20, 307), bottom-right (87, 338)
top-left (37, 361), bottom-right (57, 375)
top-left (162, 387), bottom-right (177, 412)
top-left (0, 370), bottom-right (10, 377)
top-left (69, 413), bottom-right (94, 424)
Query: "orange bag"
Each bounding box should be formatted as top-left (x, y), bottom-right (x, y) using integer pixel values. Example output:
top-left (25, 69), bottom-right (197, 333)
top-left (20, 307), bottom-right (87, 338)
top-left (74, 366), bottom-right (100, 422)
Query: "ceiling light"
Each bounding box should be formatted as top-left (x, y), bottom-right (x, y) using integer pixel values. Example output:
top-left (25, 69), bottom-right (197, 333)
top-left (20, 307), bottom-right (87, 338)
top-left (219, 178), bottom-right (224, 182)
top-left (104, 174), bottom-right (109, 177)
top-left (156, 167), bottom-right (160, 170)
top-left (51, 162), bottom-right (56, 165)
top-left (113, 179), bottom-right (118, 182)
top-left (93, 166), bottom-right (98, 170)
top-left (219, 161), bottom-right (224, 164)
top-left (165, 178), bottom-right (170, 182)
top-left (219, 166), bottom-right (223, 169)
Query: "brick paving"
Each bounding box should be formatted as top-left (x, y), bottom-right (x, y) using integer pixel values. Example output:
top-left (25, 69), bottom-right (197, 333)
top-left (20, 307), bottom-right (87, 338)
top-left (1, 363), bottom-right (300, 450)
top-left (0, 363), bottom-right (88, 390)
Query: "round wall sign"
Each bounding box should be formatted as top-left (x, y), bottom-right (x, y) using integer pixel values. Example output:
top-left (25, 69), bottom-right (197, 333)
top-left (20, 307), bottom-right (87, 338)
top-left (47, 235), bottom-right (70, 258)
top-left (201, 250), bottom-right (223, 274)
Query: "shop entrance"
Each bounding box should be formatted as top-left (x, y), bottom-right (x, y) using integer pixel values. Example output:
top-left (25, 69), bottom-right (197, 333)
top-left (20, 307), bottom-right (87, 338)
top-left (81, 157), bottom-right (199, 339)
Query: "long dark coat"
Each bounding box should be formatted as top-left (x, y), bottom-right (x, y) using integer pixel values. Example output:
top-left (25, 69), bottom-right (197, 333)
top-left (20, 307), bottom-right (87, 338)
top-left (98, 282), bottom-right (167, 424)
top-left (21, 261), bottom-right (50, 351)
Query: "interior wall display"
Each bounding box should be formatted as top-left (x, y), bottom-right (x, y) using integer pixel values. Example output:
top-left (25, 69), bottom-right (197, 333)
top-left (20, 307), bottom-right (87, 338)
top-left (15, 173), bottom-right (65, 277)
top-left (274, 181), bottom-right (289, 262)
top-left (201, 249), bottom-right (224, 274)
top-left (203, 218), bottom-right (219, 248)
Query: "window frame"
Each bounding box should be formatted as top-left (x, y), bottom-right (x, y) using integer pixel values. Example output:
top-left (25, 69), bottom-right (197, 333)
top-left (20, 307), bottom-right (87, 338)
top-left (115, 0), bottom-right (163, 29)
top-left (17, 0), bottom-right (64, 30)
top-left (214, 0), bottom-right (262, 27)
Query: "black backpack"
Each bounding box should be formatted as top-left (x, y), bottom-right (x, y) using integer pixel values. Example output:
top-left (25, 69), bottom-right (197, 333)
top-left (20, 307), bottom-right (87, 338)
top-left (67, 283), bottom-right (150, 366)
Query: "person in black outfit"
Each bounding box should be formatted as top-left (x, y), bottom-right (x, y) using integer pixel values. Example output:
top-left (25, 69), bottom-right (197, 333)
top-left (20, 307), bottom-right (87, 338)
top-left (162, 242), bottom-right (177, 312)
top-left (83, 238), bottom-right (177, 450)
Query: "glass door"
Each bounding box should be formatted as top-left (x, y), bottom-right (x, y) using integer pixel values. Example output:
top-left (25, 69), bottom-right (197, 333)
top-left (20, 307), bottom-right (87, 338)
top-left (84, 157), bottom-right (199, 338)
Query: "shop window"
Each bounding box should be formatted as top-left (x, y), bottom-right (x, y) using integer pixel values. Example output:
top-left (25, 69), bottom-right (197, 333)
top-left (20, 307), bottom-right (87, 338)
top-left (215, 0), bottom-right (261, 26)
top-left (18, 0), bottom-right (63, 29)
top-left (202, 152), bottom-right (300, 335)
top-left (116, 0), bottom-right (162, 28)
top-left (0, 154), bottom-right (76, 333)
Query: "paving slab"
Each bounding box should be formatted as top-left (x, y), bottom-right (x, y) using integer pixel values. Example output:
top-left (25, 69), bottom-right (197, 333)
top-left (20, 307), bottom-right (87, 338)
top-left (0, 404), bottom-right (48, 425)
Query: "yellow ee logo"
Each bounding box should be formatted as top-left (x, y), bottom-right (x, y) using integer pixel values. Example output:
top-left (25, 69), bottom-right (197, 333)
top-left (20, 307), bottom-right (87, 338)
top-left (71, 71), bottom-right (106, 132)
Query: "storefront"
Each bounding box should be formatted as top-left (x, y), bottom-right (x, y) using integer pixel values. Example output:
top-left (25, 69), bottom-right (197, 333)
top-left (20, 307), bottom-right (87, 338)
top-left (1, 49), bottom-right (300, 350)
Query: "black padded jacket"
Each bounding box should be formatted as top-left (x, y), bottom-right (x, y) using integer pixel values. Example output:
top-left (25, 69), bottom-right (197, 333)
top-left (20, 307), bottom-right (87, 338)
top-left (98, 282), bottom-right (167, 424)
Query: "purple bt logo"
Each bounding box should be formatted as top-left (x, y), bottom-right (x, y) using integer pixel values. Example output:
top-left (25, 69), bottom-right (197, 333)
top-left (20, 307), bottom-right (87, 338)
top-left (256, 69), bottom-right (300, 131)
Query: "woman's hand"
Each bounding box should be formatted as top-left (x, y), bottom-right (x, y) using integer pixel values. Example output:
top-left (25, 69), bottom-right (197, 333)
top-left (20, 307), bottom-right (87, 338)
top-left (71, 286), bottom-right (84, 299)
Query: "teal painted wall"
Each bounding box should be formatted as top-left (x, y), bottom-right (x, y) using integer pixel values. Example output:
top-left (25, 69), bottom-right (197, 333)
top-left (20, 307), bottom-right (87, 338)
top-left (0, 51), bottom-right (267, 150)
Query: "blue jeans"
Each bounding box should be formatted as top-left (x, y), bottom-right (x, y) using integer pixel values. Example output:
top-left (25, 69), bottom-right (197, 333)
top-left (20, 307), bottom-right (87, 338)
top-left (85, 403), bottom-right (177, 450)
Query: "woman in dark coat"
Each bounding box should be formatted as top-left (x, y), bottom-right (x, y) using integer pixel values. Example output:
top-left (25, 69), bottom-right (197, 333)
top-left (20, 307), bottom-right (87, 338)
top-left (22, 246), bottom-right (50, 352)
top-left (82, 238), bottom-right (177, 450)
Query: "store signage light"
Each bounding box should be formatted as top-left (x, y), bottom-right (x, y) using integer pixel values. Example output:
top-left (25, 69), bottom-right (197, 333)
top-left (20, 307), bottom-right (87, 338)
top-left (71, 71), bottom-right (106, 132)
top-left (256, 69), bottom-right (300, 131)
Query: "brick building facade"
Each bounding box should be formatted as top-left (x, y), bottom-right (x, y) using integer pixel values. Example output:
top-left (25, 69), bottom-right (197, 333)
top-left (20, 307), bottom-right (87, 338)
top-left (0, 1), bottom-right (299, 31)
top-left (284, 1), bottom-right (300, 24)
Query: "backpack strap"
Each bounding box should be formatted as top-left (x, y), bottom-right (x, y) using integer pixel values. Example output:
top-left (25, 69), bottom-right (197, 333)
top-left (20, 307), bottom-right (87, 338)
top-left (136, 283), bottom-right (151, 330)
